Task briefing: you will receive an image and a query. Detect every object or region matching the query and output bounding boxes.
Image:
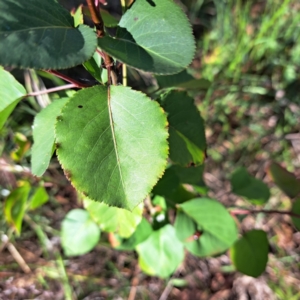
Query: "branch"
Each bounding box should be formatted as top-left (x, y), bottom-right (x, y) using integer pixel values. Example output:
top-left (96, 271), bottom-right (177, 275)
top-left (230, 208), bottom-right (300, 219)
top-left (86, 0), bottom-right (105, 37)
top-left (86, 0), bottom-right (117, 85)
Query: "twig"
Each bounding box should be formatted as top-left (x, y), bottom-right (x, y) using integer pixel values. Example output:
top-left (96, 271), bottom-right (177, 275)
top-left (1, 234), bottom-right (31, 274)
top-left (86, 0), bottom-right (117, 85)
top-left (27, 84), bottom-right (77, 97)
top-left (86, 0), bottom-right (105, 37)
top-left (230, 208), bottom-right (300, 219)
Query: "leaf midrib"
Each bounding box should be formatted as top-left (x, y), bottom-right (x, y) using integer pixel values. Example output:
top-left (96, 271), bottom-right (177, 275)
top-left (107, 87), bottom-right (127, 205)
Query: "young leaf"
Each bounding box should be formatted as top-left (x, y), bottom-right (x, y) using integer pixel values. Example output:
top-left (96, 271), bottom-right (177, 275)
top-left (4, 184), bottom-right (30, 234)
top-left (291, 198), bottom-right (300, 231)
top-left (178, 198), bottom-right (238, 257)
top-left (84, 199), bottom-right (143, 238)
top-left (31, 98), bottom-right (68, 177)
top-left (117, 218), bottom-right (153, 250)
top-left (56, 86), bottom-right (168, 210)
top-left (160, 91), bottom-right (206, 166)
top-left (98, 0), bottom-right (195, 74)
top-left (231, 167), bottom-right (270, 205)
top-left (61, 209), bottom-right (100, 256)
top-left (136, 224), bottom-right (184, 278)
top-left (28, 186), bottom-right (49, 210)
top-left (155, 70), bottom-right (211, 90)
top-left (0, 0), bottom-right (97, 69)
top-left (267, 162), bottom-right (300, 198)
top-left (0, 67), bottom-right (26, 129)
top-left (230, 230), bottom-right (269, 277)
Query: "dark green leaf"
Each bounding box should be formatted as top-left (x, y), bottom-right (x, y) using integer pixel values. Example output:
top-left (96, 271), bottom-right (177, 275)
top-left (4, 184), bottom-right (30, 234)
top-left (31, 98), bottom-right (68, 177)
top-left (267, 162), bottom-right (300, 198)
top-left (291, 198), bottom-right (300, 231)
top-left (230, 230), bottom-right (268, 277)
top-left (61, 209), bottom-right (100, 256)
top-left (0, 0), bottom-right (97, 69)
top-left (231, 167), bottom-right (270, 205)
top-left (56, 86), bottom-right (168, 210)
top-left (98, 0), bottom-right (195, 74)
top-left (160, 91), bottom-right (206, 166)
top-left (0, 67), bottom-right (26, 129)
top-left (84, 199), bottom-right (143, 238)
top-left (156, 70), bottom-right (211, 90)
top-left (179, 198), bottom-right (238, 257)
top-left (171, 164), bottom-right (206, 187)
top-left (136, 224), bottom-right (184, 278)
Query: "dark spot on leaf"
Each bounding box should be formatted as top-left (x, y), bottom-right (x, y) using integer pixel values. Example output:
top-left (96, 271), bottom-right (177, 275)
top-left (55, 142), bottom-right (61, 149)
top-left (64, 169), bottom-right (72, 180)
top-left (187, 162), bottom-right (196, 167)
top-left (78, 105), bottom-right (83, 108)
top-left (145, 0), bottom-right (156, 7)
top-left (56, 115), bottom-right (63, 121)
top-left (134, 17), bottom-right (138, 21)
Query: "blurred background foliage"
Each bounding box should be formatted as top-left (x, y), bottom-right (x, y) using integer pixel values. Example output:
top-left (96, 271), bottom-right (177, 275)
top-left (1, 0), bottom-right (300, 299)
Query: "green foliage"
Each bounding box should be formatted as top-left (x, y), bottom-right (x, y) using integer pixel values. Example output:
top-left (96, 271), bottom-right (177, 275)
top-left (160, 91), bottom-right (206, 166)
top-left (1, 0), bottom-right (299, 283)
top-left (61, 209), bottom-right (100, 256)
top-left (0, 67), bottom-right (26, 129)
top-left (98, 0), bottom-right (195, 74)
top-left (31, 98), bottom-right (68, 176)
top-left (177, 198), bottom-right (238, 257)
top-left (55, 85), bottom-right (168, 210)
top-left (84, 199), bottom-right (143, 238)
top-left (136, 224), bottom-right (184, 278)
top-left (155, 70), bottom-right (211, 90)
top-left (267, 162), bottom-right (300, 198)
top-left (291, 199), bottom-right (300, 231)
top-left (0, 0), bottom-right (97, 69)
top-left (4, 183), bottom-right (30, 234)
top-left (231, 167), bottom-right (270, 205)
top-left (230, 230), bottom-right (269, 277)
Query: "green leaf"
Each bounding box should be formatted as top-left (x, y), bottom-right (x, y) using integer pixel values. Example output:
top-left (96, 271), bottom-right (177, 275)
top-left (230, 230), bottom-right (268, 277)
top-left (98, 0), bottom-right (195, 74)
top-left (31, 98), bottom-right (68, 177)
top-left (231, 167), bottom-right (270, 205)
top-left (117, 218), bottom-right (153, 250)
top-left (4, 184), bottom-right (30, 234)
top-left (160, 91), bottom-right (206, 166)
top-left (0, 67), bottom-right (26, 129)
top-left (56, 85), bottom-right (168, 210)
top-left (61, 209), bottom-right (100, 256)
top-left (136, 224), bottom-right (184, 278)
top-left (84, 199), bottom-right (143, 238)
top-left (178, 198), bottom-right (238, 257)
top-left (83, 51), bottom-right (107, 84)
top-left (72, 5), bottom-right (84, 27)
top-left (267, 162), bottom-right (300, 198)
top-left (156, 70), bottom-right (211, 90)
top-left (291, 198), bottom-right (300, 231)
top-left (28, 186), bottom-right (49, 210)
top-left (171, 164), bottom-right (206, 187)
top-left (0, 0), bottom-right (97, 69)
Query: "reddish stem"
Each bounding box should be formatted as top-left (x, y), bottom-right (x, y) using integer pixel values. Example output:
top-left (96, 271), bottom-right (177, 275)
top-left (46, 70), bottom-right (92, 88)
